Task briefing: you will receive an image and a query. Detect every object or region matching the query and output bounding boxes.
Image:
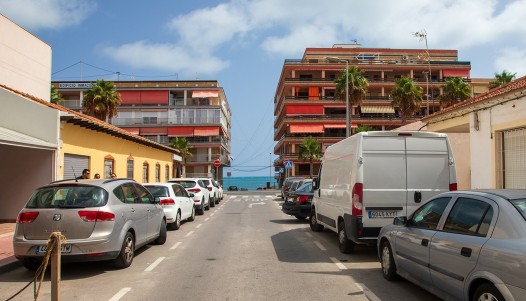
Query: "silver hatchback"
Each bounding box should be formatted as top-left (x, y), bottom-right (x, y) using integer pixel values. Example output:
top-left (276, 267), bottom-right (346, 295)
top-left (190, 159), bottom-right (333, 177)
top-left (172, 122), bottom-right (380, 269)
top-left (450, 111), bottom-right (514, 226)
top-left (13, 179), bottom-right (167, 270)
top-left (378, 190), bottom-right (526, 301)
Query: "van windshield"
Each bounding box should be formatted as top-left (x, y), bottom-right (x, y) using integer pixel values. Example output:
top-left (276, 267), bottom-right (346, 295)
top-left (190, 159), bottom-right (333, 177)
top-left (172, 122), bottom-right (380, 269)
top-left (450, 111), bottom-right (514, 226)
top-left (26, 186), bottom-right (108, 208)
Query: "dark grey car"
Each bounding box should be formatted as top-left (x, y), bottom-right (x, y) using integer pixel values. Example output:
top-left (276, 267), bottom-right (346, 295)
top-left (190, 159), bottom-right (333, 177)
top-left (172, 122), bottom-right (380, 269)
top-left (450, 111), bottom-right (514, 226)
top-left (13, 179), bottom-right (167, 270)
top-left (378, 190), bottom-right (526, 301)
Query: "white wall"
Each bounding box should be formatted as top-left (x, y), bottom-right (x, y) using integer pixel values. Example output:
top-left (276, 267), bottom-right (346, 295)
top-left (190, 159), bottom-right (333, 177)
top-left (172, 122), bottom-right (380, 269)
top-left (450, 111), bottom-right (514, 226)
top-left (0, 15), bottom-right (52, 101)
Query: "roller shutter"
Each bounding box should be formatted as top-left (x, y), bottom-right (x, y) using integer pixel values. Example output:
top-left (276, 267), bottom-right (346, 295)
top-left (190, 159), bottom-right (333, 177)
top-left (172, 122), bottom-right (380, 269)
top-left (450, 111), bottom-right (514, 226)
top-left (64, 154), bottom-right (89, 180)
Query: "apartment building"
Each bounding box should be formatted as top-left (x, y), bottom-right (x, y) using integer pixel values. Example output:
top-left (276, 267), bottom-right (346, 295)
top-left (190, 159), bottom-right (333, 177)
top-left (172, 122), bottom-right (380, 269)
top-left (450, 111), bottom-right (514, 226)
top-left (53, 80), bottom-right (232, 182)
top-left (274, 44), bottom-right (477, 181)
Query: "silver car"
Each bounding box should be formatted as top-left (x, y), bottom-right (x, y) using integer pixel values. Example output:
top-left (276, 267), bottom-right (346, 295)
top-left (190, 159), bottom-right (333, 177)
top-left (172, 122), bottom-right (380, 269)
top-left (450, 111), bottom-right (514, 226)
top-left (13, 179), bottom-right (167, 270)
top-left (378, 190), bottom-right (526, 301)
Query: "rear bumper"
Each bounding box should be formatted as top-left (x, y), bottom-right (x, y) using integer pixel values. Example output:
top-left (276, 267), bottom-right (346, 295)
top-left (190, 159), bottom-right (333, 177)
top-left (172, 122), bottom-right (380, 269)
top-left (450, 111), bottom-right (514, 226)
top-left (343, 214), bottom-right (380, 245)
top-left (282, 202), bottom-right (311, 218)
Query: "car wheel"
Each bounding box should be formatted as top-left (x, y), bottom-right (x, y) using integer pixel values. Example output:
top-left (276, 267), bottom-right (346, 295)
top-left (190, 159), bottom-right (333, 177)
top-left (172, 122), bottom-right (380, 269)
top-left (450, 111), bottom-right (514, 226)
top-left (210, 197), bottom-right (216, 207)
top-left (205, 199), bottom-right (211, 210)
top-left (338, 221), bottom-right (355, 254)
top-left (21, 258), bottom-right (42, 271)
top-left (170, 211), bottom-right (181, 230)
top-left (154, 219), bottom-right (167, 245)
top-left (113, 232), bottom-right (134, 268)
top-left (474, 283), bottom-right (505, 301)
top-left (188, 206), bottom-right (196, 221)
top-left (380, 240), bottom-right (399, 281)
top-left (295, 215), bottom-right (307, 220)
top-left (198, 199), bottom-right (205, 215)
top-left (309, 209), bottom-right (324, 232)
top-left (215, 195), bottom-right (219, 204)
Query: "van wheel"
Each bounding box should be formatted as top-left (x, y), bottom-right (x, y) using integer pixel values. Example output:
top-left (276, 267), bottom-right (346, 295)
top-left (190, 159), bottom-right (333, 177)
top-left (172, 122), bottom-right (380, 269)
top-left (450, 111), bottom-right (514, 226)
top-left (338, 222), bottom-right (355, 253)
top-left (473, 283), bottom-right (504, 301)
top-left (381, 240), bottom-right (399, 281)
top-left (310, 210), bottom-right (324, 232)
top-left (114, 232), bottom-right (134, 268)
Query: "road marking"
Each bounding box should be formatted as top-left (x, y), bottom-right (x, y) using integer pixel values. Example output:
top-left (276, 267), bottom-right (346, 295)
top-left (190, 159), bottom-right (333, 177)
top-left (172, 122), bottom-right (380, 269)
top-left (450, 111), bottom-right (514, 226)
top-left (355, 283), bottom-right (382, 301)
top-left (170, 242), bottom-right (182, 250)
top-left (330, 257), bottom-right (347, 270)
top-left (185, 231), bottom-right (194, 237)
top-left (249, 202), bottom-right (265, 208)
top-left (314, 241), bottom-right (326, 251)
top-left (196, 224), bottom-right (202, 229)
top-left (304, 232), bottom-right (313, 238)
top-left (242, 196), bottom-right (248, 199)
top-left (205, 217), bottom-right (211, 221)
top-left (108, 287), bottom-right (131, 301)
top-left (144, 257), bottom-right (165, 272)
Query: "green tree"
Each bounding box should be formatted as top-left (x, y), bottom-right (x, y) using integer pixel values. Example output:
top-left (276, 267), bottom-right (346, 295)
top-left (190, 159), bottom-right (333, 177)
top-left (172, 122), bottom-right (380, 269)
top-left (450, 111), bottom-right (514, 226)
top-left (355, 125), bottom-right (374, 133)
top-left (390, 76), bottom-right (423, 125)
top-left (334, 66), bottom-right (368, 133)
top-left (50, 86), bottom-right (63, 104)
top-left (438, 77), bottom-right (472, 108)
top-left (298, 137), bottom-right (322, 179)
top-left (489, 70), bottom-right (516, 89)
top-left (83, 79), bottom-right (121, 121)
top-left (170, 137), bottom-right (193, 177)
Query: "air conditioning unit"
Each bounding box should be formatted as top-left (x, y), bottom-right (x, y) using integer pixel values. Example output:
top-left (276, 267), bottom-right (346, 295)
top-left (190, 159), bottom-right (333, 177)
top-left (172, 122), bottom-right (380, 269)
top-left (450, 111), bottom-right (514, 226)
top-left (402, 55), bottom-right (409, 60)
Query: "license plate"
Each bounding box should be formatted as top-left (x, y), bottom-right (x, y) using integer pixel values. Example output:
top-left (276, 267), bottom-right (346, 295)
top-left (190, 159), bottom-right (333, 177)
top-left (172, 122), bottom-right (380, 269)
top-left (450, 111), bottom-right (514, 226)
top-left (368, 211), bottom-right (398, 218)
top-left (36, 244), bottom-right (72, 254)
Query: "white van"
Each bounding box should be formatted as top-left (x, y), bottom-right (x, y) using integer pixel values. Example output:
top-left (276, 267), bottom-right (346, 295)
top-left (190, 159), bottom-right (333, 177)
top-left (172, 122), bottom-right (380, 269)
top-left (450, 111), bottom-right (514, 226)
top-left (310, 131), bottom-right (457, 253)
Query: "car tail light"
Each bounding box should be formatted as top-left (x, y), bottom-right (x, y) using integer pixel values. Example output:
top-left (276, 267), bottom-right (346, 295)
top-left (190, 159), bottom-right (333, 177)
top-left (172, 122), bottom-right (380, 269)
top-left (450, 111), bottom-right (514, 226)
top-left (352, 183), bottom-right (363, 216)
top-left (159, 198), bottom-right (175, 205)
top-left (17, 212), bottom-right (39, 223)
top-left (188, 188), bottom-right (201, 193)
top-left (284, 186), bottom-right (289, 192)
top-left (297, 195), bottom-right (309, 204)
top-left (207, 187), bottom-right (212, 191)
top-left (78, 211), bottom-right (115, 222)
top-left (449, 183), bottom-right (458, 191)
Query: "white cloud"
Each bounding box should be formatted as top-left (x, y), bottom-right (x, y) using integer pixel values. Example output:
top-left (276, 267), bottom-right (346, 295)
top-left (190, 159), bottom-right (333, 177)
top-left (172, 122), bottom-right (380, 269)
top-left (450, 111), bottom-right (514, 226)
top-left (0, 0), bottom-right (97, 31)
top-left (494, 48), bottom-right (526, 78)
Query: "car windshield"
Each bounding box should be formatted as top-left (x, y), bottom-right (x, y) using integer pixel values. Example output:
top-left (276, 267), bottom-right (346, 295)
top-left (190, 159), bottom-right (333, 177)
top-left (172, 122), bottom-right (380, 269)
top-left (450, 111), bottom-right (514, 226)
top-left (512, 199), bottom-right (526, 219)
top-left (173, 181), bottom-right (196, 188)
top-left (26, 185), bottom-right (108, 208)
top-left (145, 186), bottom-right (169, 197)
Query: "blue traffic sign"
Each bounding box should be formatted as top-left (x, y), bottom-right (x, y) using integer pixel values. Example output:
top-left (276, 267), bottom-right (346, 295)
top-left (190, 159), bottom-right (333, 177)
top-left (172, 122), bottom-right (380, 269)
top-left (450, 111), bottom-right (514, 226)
top-left (284, 160), bottom-right (293, 169)
top-left (279, 168), bottom-right (284, 173)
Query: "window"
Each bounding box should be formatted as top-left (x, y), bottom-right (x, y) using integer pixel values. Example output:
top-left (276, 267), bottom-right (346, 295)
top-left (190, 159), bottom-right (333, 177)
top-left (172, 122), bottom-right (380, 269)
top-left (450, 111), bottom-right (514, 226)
top-left (104, 157), bottom-right (114, 179)
top-left (143, 116), bottom-right (157, 124)
top-left (155, 164), bottom-right (161, 182)
top-left (172, 184), bottom-right (187, 197)
top-left (127, 158), bottom-right (134, 179)
top-left (443, 197), bottom-right (493, 236)
top-left (134, 184), bottom-right (154, 204)
top-left (117, 183), bottom-right (138, 204)
top-left (165, 165), bottom-right (170, 181)
top-left (143, 163), bottom-right (149, 183)
top-left (410, 197), bottom-right (451, 229)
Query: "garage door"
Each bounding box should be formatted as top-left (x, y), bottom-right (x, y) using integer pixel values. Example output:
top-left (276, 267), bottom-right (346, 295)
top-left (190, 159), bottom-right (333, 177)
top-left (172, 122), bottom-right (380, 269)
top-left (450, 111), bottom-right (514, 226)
top-left (496, 127), bottom-right (526, 188)
top-left (64, 154), bottom-right (89, 180)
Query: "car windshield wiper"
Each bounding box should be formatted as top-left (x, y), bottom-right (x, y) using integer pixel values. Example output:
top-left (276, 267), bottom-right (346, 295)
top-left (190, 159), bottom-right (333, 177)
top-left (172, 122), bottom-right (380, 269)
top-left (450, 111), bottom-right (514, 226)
top-left (57, 204), bottom-right (87, 208)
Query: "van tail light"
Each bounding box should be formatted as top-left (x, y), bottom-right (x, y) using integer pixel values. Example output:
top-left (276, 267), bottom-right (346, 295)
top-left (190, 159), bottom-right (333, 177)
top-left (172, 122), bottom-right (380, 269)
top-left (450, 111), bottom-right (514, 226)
top-left (207, 187), bottom-right (213, 192)
top-left (297, 195), bottom-right (309, 204)
top-left (78, 211), bottom-right (115, 222)
top-left (159, 198), bottom-right (175, 205)
top-left (188, 188), bottom-right (201, 193)
top-left (17, 212), bottom-right (39, 223)
top-left (449, 183), bottom-right (458, 191)
top-left (352, 183), bottom-right (363, 216)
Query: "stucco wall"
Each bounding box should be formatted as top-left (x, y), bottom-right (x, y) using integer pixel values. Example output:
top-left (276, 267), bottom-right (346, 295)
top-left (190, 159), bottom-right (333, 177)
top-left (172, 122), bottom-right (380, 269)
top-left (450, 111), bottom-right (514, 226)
top-left (446, 133), bottom-right (471, 190)
top-left (60, 123), bottom-right (174, 183)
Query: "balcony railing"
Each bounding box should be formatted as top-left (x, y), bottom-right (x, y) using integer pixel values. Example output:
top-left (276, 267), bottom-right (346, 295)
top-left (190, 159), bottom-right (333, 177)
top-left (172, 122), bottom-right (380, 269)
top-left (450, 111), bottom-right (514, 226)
top-left (284, 59), bottom-right (471, 66)
top-left (112, 117), bottom-right (221, 126)
top-left (284, 77), bottom-right (470, 84)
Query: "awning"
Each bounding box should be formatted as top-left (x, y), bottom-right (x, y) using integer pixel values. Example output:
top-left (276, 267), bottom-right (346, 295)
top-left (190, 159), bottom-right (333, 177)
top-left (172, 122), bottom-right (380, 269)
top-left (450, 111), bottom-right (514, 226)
top-left (286, 105), bottom-right (324, 115)
top-left (0, 126), bottom-right (57, 150)
top-left (192, 90), bottom-right (219, 98)
top-left (140, 127), bottom-right (167, 135)
top-left (361, 105), bottom-right (395, 114)
top-left (124, 127), bottom-right (140, 135)
top-left (194, 126), bottom-right (220, 136)
top-left (289, 124), bottom-right (324, 134)
top-left (442, 69), bottom-right (470, 78)
top-left (168, 126), bottom-right (194, 136)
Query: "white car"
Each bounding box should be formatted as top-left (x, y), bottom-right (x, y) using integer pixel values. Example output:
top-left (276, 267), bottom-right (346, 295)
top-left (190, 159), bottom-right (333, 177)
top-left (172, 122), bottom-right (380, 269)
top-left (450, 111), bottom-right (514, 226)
top-left (198, 178), bottom-right (220, 206)
top-left (144, 183), bottom-right (195, 230)
top-left (168, 178), bottom-right (210, 215)
top-left (213, 180), bottom-right (223, 201)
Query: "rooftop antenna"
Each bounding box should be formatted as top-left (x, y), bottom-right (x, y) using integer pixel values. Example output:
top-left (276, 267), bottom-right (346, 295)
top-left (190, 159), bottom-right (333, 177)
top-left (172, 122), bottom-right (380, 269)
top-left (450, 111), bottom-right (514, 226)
top-left (351, 39), bottom-right (358, 44)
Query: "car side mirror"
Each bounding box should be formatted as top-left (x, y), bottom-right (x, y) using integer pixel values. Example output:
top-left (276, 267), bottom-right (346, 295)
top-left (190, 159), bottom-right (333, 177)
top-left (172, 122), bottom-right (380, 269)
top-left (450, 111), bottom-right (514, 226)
top-left (154, 197), bottom-right (160, 204)
top-left (393, 216), bottom-right (407, 225)
top-left (313, 178), bottom-right (319, 190)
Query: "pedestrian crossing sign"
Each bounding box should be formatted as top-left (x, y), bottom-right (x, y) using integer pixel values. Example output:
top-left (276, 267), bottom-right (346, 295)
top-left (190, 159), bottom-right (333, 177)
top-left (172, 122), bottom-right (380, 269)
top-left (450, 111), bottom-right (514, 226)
top-left (284, 160), bottom-right (293, 169)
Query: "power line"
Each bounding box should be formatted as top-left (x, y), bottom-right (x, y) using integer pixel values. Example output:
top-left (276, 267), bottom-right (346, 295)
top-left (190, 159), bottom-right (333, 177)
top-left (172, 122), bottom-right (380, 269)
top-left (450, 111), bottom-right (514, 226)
top-left (52, 61), bottom-right (178, 80)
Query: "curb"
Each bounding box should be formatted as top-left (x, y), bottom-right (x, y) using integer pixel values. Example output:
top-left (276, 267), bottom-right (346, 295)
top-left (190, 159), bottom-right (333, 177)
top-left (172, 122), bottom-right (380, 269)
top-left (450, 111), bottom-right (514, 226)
top-left (0, 257), bottom-right (21, 273)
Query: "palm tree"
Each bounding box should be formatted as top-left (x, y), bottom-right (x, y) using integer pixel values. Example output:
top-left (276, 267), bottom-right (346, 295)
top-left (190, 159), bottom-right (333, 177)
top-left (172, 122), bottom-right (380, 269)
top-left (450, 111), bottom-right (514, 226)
top-left (489, 70), bottom-right (516, 89)
top-left (334, 66), bottom-right (368, 132)
top-left (355, 125), bottom-right (374, 133)
top-left (50, 86), bottom-right (63, 104)
top-left (298, 137), bottom-right (322, 179)
top-left (83, 79), bottom-right (121, 121)
top-left (170, 137), bottom-right (193, 177)
top-left (438, 77), bottom-right (472, 108)
top-left (390, 76), bottom-right (423, 125)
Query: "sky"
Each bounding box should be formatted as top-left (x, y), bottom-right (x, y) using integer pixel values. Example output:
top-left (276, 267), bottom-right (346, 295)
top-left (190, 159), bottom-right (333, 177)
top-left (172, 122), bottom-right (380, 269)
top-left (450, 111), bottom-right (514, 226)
top-left (2, 0), bottom-right (526, 177)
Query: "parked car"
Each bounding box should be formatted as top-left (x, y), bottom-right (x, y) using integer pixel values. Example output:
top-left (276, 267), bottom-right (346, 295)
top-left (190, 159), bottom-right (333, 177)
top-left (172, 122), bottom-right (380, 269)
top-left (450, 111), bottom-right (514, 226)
top-left (281, 177), bottom-right (304, 199)
top-left (144, 183), bottom-right (195, 230)
top-left (198, 178), bottom-right (220, 206)
top-left (240, 188), bottom-right (248, 191)
top-left (311, 131), bottom-right (457, 253)
top-left (228, 186), bottom-right (239, 191)
top-left (378, 190), bottom-right (526, 301)
top-left (13, 179), bottom-right (167, 270)
top-left (281, 180), bottom-right (313, 220)
top-left (213, 180), bottom-right (223, 201)
top-left (168, 178), bottom-right (210, 215)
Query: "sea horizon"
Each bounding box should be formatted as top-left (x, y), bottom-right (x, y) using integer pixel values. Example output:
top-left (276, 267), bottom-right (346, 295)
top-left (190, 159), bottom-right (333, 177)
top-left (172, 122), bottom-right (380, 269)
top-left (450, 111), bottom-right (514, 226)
top-left (222, 176), bottom-right (278, 190)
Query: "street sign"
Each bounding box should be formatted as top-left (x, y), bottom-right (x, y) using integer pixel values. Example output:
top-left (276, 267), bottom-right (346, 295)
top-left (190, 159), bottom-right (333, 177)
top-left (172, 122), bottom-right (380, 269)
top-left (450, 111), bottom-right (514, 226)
top-left (213, 159), bottom-right (221, 167)
top-left (279, 168), bottom-right (284, 173)
top-left (284, 160), bottom-right (293, 169)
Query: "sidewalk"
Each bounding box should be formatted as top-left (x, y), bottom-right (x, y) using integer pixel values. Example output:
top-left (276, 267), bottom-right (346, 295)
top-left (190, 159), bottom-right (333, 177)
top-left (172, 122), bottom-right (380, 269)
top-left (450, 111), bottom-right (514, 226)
top-left (0, 223), bottom-right (18, 272)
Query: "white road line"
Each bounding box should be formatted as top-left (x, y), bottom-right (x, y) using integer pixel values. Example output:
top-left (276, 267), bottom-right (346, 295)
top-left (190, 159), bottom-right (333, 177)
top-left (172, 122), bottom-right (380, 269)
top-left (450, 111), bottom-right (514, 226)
top-left (209, 214), bottom-right (214, 218)
top-left (355, 283), bottom-right (382, 301)
top-left (185, 231), bottom-right (194, 237)
top-left (108, 287), bottom-right (131, 301)
top-left (314, 241), bottom-right (326, 251)
top-left (196, 224), bottom-right (202, 229)
top-left (304, 232), bottom-right (313, 238)
top-left (330, 257), bottom-right (347, 270)
top-left (170, 242), bottom-right (182, 250)
top-left (144, 257), bottom-right (165, 272)
top-left (205, 217), bottom-right (211, 221)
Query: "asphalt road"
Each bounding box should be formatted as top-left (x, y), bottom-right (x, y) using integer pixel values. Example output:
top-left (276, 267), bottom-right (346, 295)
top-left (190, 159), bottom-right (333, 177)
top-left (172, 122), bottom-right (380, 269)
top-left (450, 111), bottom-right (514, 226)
top-left (0, 192), bottom-right (440, 301)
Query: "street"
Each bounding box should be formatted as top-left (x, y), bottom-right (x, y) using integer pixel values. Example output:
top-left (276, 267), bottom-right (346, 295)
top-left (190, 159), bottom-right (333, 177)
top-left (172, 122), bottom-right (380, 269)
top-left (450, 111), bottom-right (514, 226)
top-left (0, 192), bottom-right (440, 301)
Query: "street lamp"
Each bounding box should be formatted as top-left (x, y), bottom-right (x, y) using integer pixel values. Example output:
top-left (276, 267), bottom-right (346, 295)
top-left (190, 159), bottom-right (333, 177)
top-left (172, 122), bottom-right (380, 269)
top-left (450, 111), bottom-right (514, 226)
top-left (326, 56), bottom-right (350, 138)
top-left (413, 30), bottom-right (431, 116)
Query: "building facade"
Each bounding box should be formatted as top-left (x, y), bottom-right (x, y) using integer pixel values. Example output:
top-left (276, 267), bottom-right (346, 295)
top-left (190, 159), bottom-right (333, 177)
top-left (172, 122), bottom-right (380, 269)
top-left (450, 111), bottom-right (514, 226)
top-left (53, 80), bottom-right (232, 182)
top-left (273, 44), bottom-right (479, 183)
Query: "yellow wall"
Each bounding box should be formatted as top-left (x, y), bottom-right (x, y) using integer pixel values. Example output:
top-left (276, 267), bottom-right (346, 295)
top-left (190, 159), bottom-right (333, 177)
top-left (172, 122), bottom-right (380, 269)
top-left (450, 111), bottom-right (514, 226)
top-left (60, 123), bottom-right (174, 183)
